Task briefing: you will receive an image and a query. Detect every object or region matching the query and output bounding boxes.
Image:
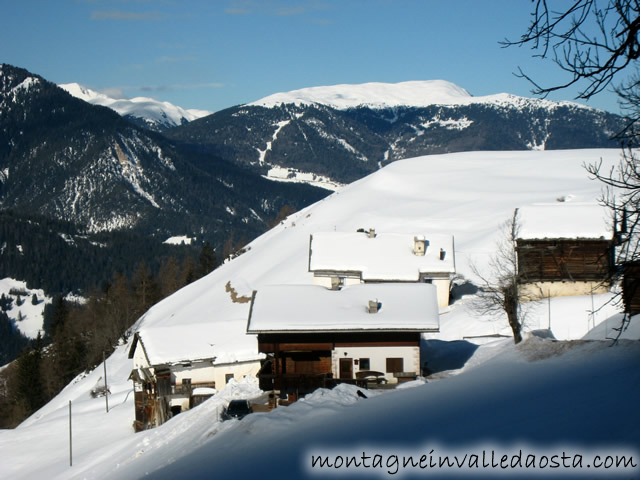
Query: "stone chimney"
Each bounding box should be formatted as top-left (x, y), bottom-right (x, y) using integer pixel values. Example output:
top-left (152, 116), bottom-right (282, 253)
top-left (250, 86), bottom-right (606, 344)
top-left (413, 236), bottom-right (426, 256)
top-left (367, 300), bottom-right (380, 313)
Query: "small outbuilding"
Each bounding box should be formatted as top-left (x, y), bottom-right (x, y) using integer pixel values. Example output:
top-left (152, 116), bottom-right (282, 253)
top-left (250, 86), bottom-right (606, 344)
top-left (515, 203), bottom-right (613, 299)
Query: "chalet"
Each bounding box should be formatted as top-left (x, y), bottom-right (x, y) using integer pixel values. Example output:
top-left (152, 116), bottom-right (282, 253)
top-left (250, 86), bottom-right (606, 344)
top-left (308, 230), bottom-right (456, 308)
top-left (128, 326), bottom-right (262, 432)
top-left (516, 203), bottom-right (613, 299)
top-left (247, 283), bottom-right (440, 403)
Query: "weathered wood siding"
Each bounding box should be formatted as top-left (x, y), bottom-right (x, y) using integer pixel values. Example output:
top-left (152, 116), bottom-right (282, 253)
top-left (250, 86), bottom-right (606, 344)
top-left (623, 262), bottom-right (640, 316)
top-left (516, 239), bottom-right (612, 283)
top-left (284, 352), bottom-right (332, 375)
top-left (258, 331), bottom-right (421, 353)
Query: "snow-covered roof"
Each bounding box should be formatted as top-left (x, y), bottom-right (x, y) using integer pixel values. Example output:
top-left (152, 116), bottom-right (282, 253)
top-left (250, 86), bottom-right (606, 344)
top-left (132, 320), bottom-right (261, 367)
top-left (517, 203), bottom-right (611, 240)
top-left (308, 231), bottom-right (455, 280)
top-left (247, 283), bottom-right (440, 333)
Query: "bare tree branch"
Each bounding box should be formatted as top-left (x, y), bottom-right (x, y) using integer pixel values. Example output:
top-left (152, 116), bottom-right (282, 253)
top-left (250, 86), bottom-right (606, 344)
top-left (471, 210), bottom-right (529, 344)
top-left (503, 0), bottom-right (640, 104)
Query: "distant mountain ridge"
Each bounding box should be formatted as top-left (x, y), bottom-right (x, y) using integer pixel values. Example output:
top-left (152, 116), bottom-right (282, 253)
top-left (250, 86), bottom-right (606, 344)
top-left (247, 79), bottom-right (593, 111)
top-left (167, 80), bottom-right (625, 185)
top-left (60, 83), bottom-right (211, 132)
top-left (0, 64), bottom-right (328, 244)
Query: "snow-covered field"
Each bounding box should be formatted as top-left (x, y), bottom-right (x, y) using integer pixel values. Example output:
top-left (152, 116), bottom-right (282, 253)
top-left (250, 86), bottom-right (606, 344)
top-left (1, 149), bottom-right (639, 479)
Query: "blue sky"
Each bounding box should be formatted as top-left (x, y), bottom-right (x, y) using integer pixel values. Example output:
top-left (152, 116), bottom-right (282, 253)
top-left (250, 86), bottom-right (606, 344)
top-left (0, 0), bottom-right (623, 113)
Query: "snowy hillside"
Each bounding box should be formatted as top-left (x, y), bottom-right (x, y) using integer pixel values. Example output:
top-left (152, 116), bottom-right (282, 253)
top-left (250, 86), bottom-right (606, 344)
top-left (1, 149), bottom-right (638, 479)
top-left (248, 79), bottom-right (591, 111)
top-left (0, 278), bottom-right (49, 340)
top-left (60, 83), bottom-right (211, 131)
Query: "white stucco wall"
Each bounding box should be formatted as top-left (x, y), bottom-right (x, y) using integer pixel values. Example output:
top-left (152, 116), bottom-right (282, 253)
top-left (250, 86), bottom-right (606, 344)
top-left (520, 281), bottom-right (609, 301)
top-left (332, 346), bottom-right (420, 384)
top-left (132, 342), bottom-right (151, 370)
top-left (432, 278), bottom-right (451, 308)
top-left (212, 361), bottom-right (261, 389)
top-left (313, 275), bottom-right (361, 289)
top-left (171, 360), bottom-right (261, 389)
top-left (167, 360), bottom-right (261, 412)
top-left (313, 274), bottom-right (451, 307)
top-left (172, 361), bottom-right (217, 385)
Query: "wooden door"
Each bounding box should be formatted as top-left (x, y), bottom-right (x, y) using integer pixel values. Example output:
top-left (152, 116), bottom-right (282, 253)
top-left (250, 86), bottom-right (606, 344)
top-left (339, 358), bottom-right (353, 379)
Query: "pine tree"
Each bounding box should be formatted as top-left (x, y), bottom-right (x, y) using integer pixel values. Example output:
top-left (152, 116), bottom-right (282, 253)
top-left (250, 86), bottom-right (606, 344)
top-left (15, 334), bottom-right (45, 414)
top-left (197, 242), bottom-right (217, 278)
top-left (43, 296), bottom-right (69, 338)
top-left (158, 256), bottom-right (181, 298)
top-left (181, 255), bottom-right (197, 286)
top-left (132, 262), bottom-right (159, 317)
top-left (0, 294), bottom-right (12, 312)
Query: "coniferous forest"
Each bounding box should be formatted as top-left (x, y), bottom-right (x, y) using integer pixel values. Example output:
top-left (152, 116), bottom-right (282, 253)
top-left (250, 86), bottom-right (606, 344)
top-left (0, 237), bottom-right (220, 428)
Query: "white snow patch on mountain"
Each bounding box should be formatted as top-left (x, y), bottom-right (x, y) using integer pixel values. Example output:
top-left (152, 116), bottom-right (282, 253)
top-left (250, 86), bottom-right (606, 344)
top-left (164, 236), bottom-right (193, 245)
top-left (422, 115), bottom-right (473, 130)
top-left (257, 120), bottom-right (291, 165)
top-left (264, 165), bottom-right (344, 191)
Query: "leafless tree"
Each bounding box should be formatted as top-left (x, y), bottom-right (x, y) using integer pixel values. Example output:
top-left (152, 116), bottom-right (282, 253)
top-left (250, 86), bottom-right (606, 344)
top-left (472, 210), bottom-right (527, 344)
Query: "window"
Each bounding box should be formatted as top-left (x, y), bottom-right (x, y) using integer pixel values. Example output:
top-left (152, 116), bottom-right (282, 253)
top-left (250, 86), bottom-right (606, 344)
top-left (225, 373), bottom-right (234, 384)
top-left (181, 378), bottom-right (192, 394)
top-left (386, 358), bottom-right (404, 373)
top-left (359, 358), bottom-right (370, 370)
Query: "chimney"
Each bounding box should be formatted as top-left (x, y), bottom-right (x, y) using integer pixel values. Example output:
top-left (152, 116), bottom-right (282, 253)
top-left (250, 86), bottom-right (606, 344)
top-left (413, 236), bottom-right (426, 256)
top-left (368, 228), bottom-right (376, 239)
top-left (440, 248), bottom-right (446, 261)
top-left (367, 300), bottom-right (379, 313)
top-left (330, 276), bottom-right (341, 290)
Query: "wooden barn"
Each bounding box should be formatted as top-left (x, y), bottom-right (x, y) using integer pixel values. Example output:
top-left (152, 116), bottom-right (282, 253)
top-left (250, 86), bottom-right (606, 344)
top-left (623, 261), bottom-right (640, 316)
top-left (247, 283), bottom-right (440, 403)
top-left (515, 203), bottom-right (614, 299)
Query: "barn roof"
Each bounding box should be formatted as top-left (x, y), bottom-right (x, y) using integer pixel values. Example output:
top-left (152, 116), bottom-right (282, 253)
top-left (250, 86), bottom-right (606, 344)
top-left (517, 203), bottom-right (611, 241)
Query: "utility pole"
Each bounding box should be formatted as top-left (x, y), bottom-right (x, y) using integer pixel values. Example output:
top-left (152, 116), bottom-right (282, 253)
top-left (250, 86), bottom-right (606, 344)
top-left (103, 351), bottom-right (109, 413)
top-left (69, 400), bottom-right (72, 467)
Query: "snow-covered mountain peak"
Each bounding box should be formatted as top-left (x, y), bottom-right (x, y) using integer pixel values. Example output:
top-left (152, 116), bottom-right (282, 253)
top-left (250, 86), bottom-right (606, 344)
top-left (59, 83), bottom-right (211, 130)
top-left (247, 79), bottom-right (592, 111)
top-left (248, 80), bottom-right (474, 109)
